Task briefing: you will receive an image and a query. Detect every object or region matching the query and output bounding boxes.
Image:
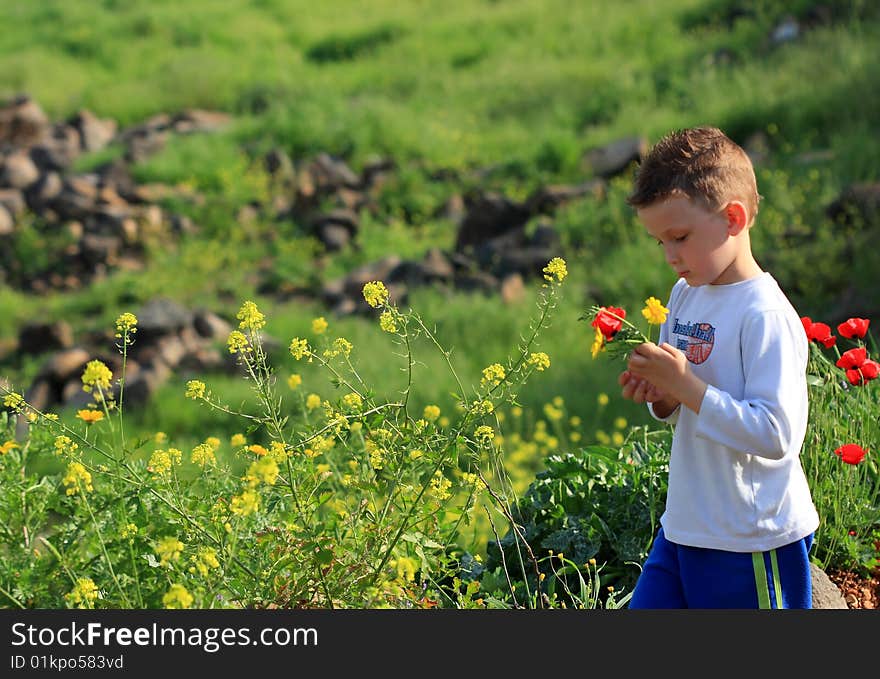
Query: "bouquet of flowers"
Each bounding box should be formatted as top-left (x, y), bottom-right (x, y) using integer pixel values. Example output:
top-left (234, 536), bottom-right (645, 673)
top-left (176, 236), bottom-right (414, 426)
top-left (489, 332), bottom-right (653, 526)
top-left (579, 296), bottom-right (670, 361)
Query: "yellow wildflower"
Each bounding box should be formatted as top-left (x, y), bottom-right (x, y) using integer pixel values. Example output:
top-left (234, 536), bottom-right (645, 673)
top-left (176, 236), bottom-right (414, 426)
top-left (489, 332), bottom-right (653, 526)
top-left (429, 471), bottom-right (452, 500)
top-left (120, 523), bottom-right (138, 542)
top-left (148, 448), bottom-right (182, 476)
top-left (185, 380), bottom-right (206, 399)
top-left (248, 444), bottom-right (268, 457)
top-left (163, 584), bottom-right (193, 609)
top-left (379, 310), bottom-right (397, 333)
top-left (0, 440), bottom-right (19, 455)
top-left (206, 436), bottom-right (221, 450)
top-left (642, 296), bottom-right (670, 325)
top-left (154, 431), bottom-right (168, 444)
top-left (76, 409), bottom-right (104, 424)
top-left (288, 373), bottom-right (302, 390)
top-left (65, 578), bottom-right (99, 608)
top-left (227, 330), bottom-right (250, 354)
top-left (474, 425), bottom-right (495, 444)
top-left (612, 432), bottom-right (625, 446)
top-left (362, 281), bottom-right (389, 308)
top-left (236, 300), bottom-right (265, 331)
top-left (614, 417), bottom-right (628, 430)
top-left (480, 363), bottom-right (506, 388)
top-left (230, 433), bottom-right (247, 447)
top-left (289, 337), bottom-right (310, 360)
top-left (81, 360), bottom-right (112, 393)
top-left (597, 392), bottom-right (609, 407)
top-left (53, 435), bottom-right (78, 457)
top-left (423, 405), bottom-right (440, 421)
top-left (245, 456), bottom-right (279, 486)
top-left (542, 257), bottom-right (568, 283)
top-left (268, 441), bottom-right (290, 463)
top-left (527, 352), bottom-right (551, 371)
top-left (155, 536), bottom-right (184, 565)
top-left (62, 462), bottom-right (93, 495)
top-left (191, 443), bottom-right (216, 467)
top-left (342, 392), bottom-right (363, 411)
top-left (231, 489), bottom-right (260, 516)
top-left (311, 316), bottom-right (328, 334)
top-left (190, 547), bottom-right (221, 577)
top-left (114, 312), bottom-right (138, 340)
top-left (305, 393), bottom-right (321, 410)
top-left (2, 392), bottom-right (24, 411)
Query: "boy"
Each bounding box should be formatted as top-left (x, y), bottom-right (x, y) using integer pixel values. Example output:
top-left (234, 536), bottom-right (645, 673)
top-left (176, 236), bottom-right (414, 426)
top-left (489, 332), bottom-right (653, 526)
top-left (618, 126), bottom-right (819, 608)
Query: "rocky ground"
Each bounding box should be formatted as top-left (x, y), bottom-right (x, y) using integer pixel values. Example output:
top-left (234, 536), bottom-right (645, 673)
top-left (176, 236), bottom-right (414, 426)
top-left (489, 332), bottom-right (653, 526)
top-left (828, 568), bottom-right (879, 609)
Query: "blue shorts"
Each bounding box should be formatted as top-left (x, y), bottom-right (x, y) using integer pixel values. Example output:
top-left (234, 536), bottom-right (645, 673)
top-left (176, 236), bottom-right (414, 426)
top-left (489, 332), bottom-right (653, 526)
top-left (628, 527), bottom-right (815, 609)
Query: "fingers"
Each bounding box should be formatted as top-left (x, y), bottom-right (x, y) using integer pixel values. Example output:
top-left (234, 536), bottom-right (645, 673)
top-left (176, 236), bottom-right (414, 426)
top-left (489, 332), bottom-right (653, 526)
top-left (620, 373), bottom-right (651, 404)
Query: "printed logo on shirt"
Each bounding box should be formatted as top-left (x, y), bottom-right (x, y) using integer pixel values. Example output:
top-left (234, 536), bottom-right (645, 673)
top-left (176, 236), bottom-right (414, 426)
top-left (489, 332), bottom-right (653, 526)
top-left (672, 318), bottom-right (716, 365)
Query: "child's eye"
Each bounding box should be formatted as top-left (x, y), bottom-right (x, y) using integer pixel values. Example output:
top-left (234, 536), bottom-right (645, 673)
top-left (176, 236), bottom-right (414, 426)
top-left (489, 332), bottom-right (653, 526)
top-left (674, 234), bottom-right (688, 243)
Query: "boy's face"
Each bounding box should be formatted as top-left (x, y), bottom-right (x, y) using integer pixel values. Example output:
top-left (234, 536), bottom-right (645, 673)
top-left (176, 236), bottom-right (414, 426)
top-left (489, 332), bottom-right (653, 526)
top-left (637, 195), bottom-right (746, 287)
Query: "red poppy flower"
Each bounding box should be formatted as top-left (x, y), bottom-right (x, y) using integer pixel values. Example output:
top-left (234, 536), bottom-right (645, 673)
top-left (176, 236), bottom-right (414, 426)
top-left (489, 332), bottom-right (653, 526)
top-left (834, 443), bottom-right (868, 465)
top-left (846, 359), bottom-right (880, 386)
top-left (837, 317), bottom-right (870, 340)
top-left (591, 306), bottom-right (626, 341)
top-left (800, 317), bottom-right (836, 348)
top-left (836, 347), bottom-right (867, 370)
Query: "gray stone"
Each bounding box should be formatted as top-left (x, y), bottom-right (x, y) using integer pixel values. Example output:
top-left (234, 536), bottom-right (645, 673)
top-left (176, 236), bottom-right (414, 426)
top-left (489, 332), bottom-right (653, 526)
top-left (811, 562), bottom-right (848, 609)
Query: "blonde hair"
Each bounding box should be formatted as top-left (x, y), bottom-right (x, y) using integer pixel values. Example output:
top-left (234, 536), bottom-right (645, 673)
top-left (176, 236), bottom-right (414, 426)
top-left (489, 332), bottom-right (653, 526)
top-left (627, 126), bottom-right (760, 224)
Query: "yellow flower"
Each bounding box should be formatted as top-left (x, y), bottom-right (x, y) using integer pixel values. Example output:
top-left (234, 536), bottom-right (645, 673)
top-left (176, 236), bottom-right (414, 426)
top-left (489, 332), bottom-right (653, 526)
top-left (289, 337), bottom-right (310, 360)
top-left (612, 432), bottom-right (625, 446)
top-left (597, 392), bottom-right (609, 407)
top-left (379, 310), bottom-right (398, 333)
top-left (154, 431), bottom-right (168, 444)
top-left (185, 380), bottom-right (206, 399)
top-left (591, 326), bottom-right (605, 359)
top-left (429, 470), bottom-right (452, 500)
top-left (236, 300), bottom-right (266, 331)
top-left (206, 436), bottom-right (221, 450)
top-left (65, 578), bottom-right (99, 609)
top-left (423, 405), bottom-right (441, 421)
top-left (0, 440), bottom-right (19, 455)
top-left (310, 316), bottom-right (328, 335)
top-left (527, 352), bottom-right (551, 371)
top-left (76, 409), bottom-right (104, 424)
top-left (231, 489), bottom-right (260, 516)
top-left (480, 363), bottom-right (506, 388)
top-left (642, 296), bottom-right (669, 325)
top-left (511, 406), bottom-right (522, 418)
top-left (342, 392), bottom-right (363, 411)
top-left (155, 536), bottom-right (184, 565)
top-left (230, 433), bottom-right (247, 447)
top-left (191, 547), bottom-right (221, 577)
top-left (542, 257), bottom-right (568, 284)
top-left (474, 425), bottom-right (495, 444)
top-left (114, 312), bottom-right (138, 340)
top-left (62, 462), bottom-right (93, 495)
top-left (81, 360), bottom-right (112, 393)
top-left (2, 392), bottom-right (25, 411)
top-left (305, 393), bottom-right (321, 411)
top-left (614, 416), bottom-right (628, 430)
top-left (163, 584), bottom-right (193, 609)
top-left (245, 456), bottom-right (279, 487)
top-left (362, 281), bottom-right (389, 308)
top-left (191, 443), bottom-right (216, 467)
top-left (287, 373), bottom-right (302, 390)
top-left (53, 435), bottom-right (78, 457)
top-left (596, 430), bottom-right (611, 445)
top-left (227, 330), bottom-right (250, 354)
top-left (148, 448), bottom-right (182, 476)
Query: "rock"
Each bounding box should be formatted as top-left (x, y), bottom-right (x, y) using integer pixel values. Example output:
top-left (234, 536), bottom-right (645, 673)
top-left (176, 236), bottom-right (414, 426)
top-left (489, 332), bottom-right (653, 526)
top-left (17, 321), bottom-right (74, 355)
top-left (582, 136), bottom-right (648, 179)
top-left (0, 95), bottom-right (50, 147)
top-left (454, 191), bottom-right (531, 253)
top-left (811, 562), bottom-right (848, 609)
top-left (1, 150), bottom-right (40, 189)
top-left (70, 109), bottom-right (117, 153)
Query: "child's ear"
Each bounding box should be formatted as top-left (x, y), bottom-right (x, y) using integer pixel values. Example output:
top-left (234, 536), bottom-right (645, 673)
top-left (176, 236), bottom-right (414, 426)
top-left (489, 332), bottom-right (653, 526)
top-left (724, 201), bottom-right (749, 235)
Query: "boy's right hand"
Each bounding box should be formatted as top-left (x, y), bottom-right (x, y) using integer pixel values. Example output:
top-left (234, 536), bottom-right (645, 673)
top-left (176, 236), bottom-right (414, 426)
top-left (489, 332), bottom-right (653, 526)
top-left (618, 369), bottom-right (666, 404)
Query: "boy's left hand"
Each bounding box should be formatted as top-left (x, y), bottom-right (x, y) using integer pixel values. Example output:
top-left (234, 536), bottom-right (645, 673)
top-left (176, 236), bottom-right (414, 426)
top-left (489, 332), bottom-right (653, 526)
top-left (627, 342), bottom-right (708, 414)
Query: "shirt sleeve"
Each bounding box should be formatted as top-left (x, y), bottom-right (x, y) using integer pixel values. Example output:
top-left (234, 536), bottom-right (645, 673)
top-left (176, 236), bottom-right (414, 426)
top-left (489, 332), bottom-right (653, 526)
top-left (693, 309), bottom-right (808, 460)
top-left (647, 283), bottom-right (681, 425)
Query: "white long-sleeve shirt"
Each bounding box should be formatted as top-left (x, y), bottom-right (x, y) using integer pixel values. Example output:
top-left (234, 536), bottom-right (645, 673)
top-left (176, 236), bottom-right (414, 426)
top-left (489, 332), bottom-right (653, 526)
top-left (648, 272), bottom-right (819, 552)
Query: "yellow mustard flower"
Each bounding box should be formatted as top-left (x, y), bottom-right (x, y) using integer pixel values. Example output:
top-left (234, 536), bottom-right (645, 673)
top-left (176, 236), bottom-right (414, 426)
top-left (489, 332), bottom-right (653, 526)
top-left (236, 300), bottom-right (265, 331)
top-left (53, 435), bottom-right (78, 457)
top-left (542, 257), bottom-right (568, 283)
top-left (342, 392), bottom-right (363, 411)
top-left (230, 433), bottom-right (247, 447)
top-left (227, 330), bottom-right (250, 354)
top-left (163, 584), bottom-right (193, 609)
top-left (62, 462), bottom-right (93, 495)
top-left (527, 352), bottom-right (551, 371)
top-left (311, 316), bottom-right (328, 334)
top-left (81, 360), bottom-right (112, 393)
top-left (362, 281), bottom-right (389, 308)
top-left (287, 373), bottom-right (302, 390)
top-left (115, 312), bottom-right (138, 340)
top-left (642, 296), bottom-right (670, 325)
top-left (191, 443), bottom-right (216, 467)
top-left (429, 471), bottom-right (452, 500)
top-left (2, 392), bottom-right (25, 411)
top-left (474, 425), bottom-right (495, 444)
top-left (185, 380), bottom-right (206, 399)
top-left (65, 578), bottom-right (99, 608)
top-left (190, 547), bottom-right (221, 577)
top-left (154, 431), bottom-right (168, 444)
top-left (231, 489), bottom-right (260, 516)
top-left (289, 337), bottom-right (310, 360)
top-left (597, 392), bottom-right (610, 407)
top-left (306, 393), bottom-right (321, 410)
top-left (614, 416), bottom-right (628, 430)
top-left (148, 448), bottom-right (182, 476)
top-left (379, 310), bottom-right (398, 333)
top-left (480, 363), bottom-right (506, 388)
top-left (423, 405), bottom-right (441, 421)
top-left (245, 456), bottom-right (279, 486)
top-left (155, 536), bottom-right (184, 565)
